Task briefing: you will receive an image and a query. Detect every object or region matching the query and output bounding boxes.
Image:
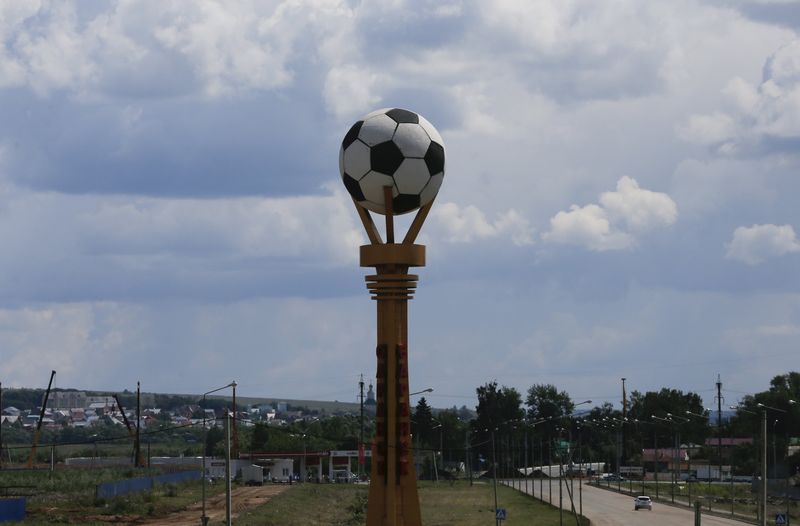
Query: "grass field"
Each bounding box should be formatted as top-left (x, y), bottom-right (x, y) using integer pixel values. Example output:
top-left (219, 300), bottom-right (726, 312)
top-left (3, 468), bottom-right (585, 525)
top-left (235, 480), bottom-right (589, 526)
top-left (1, 467), bottom-right (224, 525)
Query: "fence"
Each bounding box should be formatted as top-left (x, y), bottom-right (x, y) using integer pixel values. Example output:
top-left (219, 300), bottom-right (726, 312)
top-left (0, 499), bottom-right (26, 523)
top-left (96, 470), bottom-right (202, 498)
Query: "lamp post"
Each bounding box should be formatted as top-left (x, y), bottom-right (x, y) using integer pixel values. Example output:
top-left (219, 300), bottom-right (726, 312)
top-left (201, 381), bottom-right (236, 526)
top-left (485, 419), bottom-right (522, 526)
top-left (685, 409), bottom-right (710, 501)
top-left (667, 413), bottom-right (691, 502)
top-left (652, 414), bottom-right (676, 503)
top-left (431, 420), bottom-right (442, 483)
top-left (224, 410), bottom-right (232, 526)
top-left (484, 427), bottom-right (500, 526)
top-left (755, 402), bottom-right (788, 526)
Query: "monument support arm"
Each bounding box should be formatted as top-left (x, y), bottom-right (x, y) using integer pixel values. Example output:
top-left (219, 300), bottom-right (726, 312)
top-left (353, 197), bottom-right (384, 245)
top-left (402, 200), bottom-right (434, 245)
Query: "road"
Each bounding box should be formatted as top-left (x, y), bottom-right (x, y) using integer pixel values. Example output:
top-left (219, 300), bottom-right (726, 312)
top-left (503, 479), bottom-right (748, 526)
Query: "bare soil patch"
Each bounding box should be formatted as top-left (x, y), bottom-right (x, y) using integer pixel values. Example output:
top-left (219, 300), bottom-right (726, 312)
top-left (83, 485), bottom-right (289, 526)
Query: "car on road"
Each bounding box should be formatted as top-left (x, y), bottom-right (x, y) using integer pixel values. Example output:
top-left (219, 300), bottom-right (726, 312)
top-left (634, 496), bottom-right (653, 511)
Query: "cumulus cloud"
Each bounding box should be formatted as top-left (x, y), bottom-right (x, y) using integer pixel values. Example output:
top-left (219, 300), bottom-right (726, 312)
top-left (678, 40), bottom-right (800, 153)
top-left (543, 177), bottom-right (677, 251)
top-left (429, 202), bottom-right (535, 246)
top-left (543, 203), bottom-right (634, 251)
top-left (599, 176), bottom-right (679, 232)
top-left (80, 187), bottom-right (363, 264)
top-left (0, 180), bottom-right (365, 301)
top-left (0, 0), bottom-right (355, 98)
top-left (725, 223), bottom-right (800, 265)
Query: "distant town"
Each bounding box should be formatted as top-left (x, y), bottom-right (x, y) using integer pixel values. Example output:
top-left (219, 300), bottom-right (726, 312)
top-left (0, 385), bottom-right (379, 432)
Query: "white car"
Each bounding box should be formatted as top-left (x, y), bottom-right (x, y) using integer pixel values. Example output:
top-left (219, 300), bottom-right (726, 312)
top-left (634, 496), bottom-right (653, 511)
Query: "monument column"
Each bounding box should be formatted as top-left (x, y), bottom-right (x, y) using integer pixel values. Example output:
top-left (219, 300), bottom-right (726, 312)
top-left (339, 108), bottom-right (445, 526)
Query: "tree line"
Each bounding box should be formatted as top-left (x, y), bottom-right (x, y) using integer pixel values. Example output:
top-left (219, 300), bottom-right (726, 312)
top-left (410, 371), bottom-right (800, 478)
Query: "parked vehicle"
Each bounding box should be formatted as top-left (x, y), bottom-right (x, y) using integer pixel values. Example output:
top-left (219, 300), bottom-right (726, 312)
top-left (333, 470), bottom-right (358, 483)
top-left (241, 465), bottom-right (265, 486)
top-left (634, 496), bottom-right (653, 511)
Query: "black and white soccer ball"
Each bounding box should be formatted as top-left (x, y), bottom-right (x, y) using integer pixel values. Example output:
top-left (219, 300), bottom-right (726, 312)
top-left (339, 108), bottom-right (445, 215)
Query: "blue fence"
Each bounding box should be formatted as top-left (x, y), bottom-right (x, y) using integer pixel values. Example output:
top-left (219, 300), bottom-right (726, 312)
top-left (96, 470), bottom-right (202, 498)
top-left (0, 499), bottom-right (25, 523)
top-left (157, 470), bottom-right (202, 485)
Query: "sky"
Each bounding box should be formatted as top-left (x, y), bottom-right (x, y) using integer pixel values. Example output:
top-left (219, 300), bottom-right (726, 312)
top-left (1, 0), bottom-right (799, 412)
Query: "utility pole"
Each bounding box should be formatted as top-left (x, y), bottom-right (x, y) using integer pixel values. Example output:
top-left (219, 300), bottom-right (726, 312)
top-left (492, 429), bottom-right (499, 526)
top-left (621, 378), bottom-right (627, 470)
top-left (761, 409), bottom-right (767, 526)
top-left (0, 381), bottom-right (3, 470)
top-left (716, 374), bottom-right (723, 482)
top-left (225, 411), bottom-right (233, 526)
top-left (135, 381), bottom-right (141, 468)
top-left (359, 374), bottom-right (365, 479)
top-left (231, 382), bottom-right (239, 460)
top-left (466, 428), bottom-right (472, 486)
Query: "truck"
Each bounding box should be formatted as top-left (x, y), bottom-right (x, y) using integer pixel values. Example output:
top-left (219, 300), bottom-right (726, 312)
top-left (263, 458), bottom-right (294, 483)
top-left (692, 465), bottom-right (731, 481)
top-left (241, 465), bottom-right (265, 485)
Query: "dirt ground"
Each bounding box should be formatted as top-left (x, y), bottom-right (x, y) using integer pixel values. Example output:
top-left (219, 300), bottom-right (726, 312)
top-left (85, 485), bottom-right (290, 526)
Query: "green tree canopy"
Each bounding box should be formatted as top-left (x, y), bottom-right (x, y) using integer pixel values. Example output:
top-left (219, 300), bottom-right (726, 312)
top-left (526, 383), bottom-right (574, 422)
top-left (412, 397), bottom-right (435, 448)
top-left (628, 388), bottom-right (707, 447)
top-left (470, 381), bottom-right (523, 466)
top-left (250, 422), bottom-right (270, 451)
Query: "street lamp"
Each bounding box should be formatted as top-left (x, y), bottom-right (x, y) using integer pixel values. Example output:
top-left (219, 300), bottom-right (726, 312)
top-left (733, 403), bottom-right (787, 526)
top-left (652, 414), bottom-right (679, 503)
top-left (484, 426), bottom-right (500, 526)
top-left (431, 420), bottom-right (443, 482)
top-left (756, 402), bottom-right (787, 526)
top-left (201, 381), bottom-right (236, 526)
top-left (685, 409), bottom-right (707, 419)
top-left (409, 388), bottom-right (433, 396)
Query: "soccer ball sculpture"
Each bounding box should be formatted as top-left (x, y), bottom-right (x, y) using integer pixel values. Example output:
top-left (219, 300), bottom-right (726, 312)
top-left (340, 108), bottom-right (445, 215)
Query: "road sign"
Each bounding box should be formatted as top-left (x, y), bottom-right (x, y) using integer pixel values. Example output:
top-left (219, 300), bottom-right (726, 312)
top-left (496, 508), bottom-right (507, 520)
top-left (554, 440), bottom-right (570, 451)
top-left (775, 513), bottom-right (787, 525)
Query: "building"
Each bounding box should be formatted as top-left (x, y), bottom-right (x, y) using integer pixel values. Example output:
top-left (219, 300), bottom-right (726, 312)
top-left (51, 391), bottom-right (88, 410)
top-left (364, 384), bottom-right (376, 415)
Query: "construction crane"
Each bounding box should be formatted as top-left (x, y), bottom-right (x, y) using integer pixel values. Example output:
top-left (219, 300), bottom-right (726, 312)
top-left (113, 394), bottom-right (142, 467)
top-left (27, 370), bottom-right (56, 468)
top-left (113, 394), bottom-right (135, 435)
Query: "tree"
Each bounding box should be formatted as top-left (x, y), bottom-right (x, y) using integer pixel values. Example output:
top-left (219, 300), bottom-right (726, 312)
top-left (524, 384), bottom-right (575, 463)
top-left (730, 371), bottom-right (800, 472)
top-left (435, 409), bottom-right (467, 466)
top-left (412, 397), bottom-right (434, 448)
top-left (628, 388), bottom-right (707, 448)
top-left (577, 402), bottom-right (621, 467)
top-left (250, 422), bottom-right (270, 451)
top-left (470, 381), bottom-right (524, 473)
top-left (473, 381), bottom-right (524, 431)
top-left (205, 426), bottom-right (224, 456)
top-left (526, 384), bottom-right (574, 421)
